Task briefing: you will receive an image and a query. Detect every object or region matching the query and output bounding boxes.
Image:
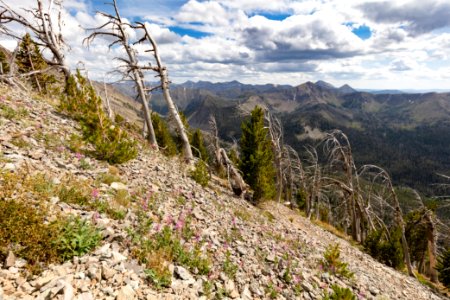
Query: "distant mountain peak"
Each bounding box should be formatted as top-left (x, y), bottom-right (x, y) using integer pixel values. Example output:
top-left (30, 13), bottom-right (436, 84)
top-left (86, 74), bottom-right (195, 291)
top-left (315, 80), bottom-right (336, 90)
top-left (337, 84), bottom-right (356, 95)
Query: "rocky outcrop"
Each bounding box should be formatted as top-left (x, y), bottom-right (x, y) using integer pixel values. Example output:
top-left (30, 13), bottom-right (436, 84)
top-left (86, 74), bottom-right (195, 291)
top-left (0, 83), bottom-right (446, 299)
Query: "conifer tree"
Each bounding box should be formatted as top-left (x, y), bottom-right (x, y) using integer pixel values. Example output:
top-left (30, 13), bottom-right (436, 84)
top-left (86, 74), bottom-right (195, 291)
top-left (16, 33), bottom-right (54, 93)
top-left (152, 113), bottom-right (177, 156)
top-left (239, 106), bottom-right (276, 201)
top-left (0, 50), bottom-right (9, 74)
top-left (191, 129), bottom-right (209, 162)
top-left (437, 248), bottom-right (450, 288)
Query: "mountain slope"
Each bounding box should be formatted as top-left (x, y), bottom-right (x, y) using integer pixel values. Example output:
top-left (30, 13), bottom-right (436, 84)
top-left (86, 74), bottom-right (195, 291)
top-left (0, 84), bottom-right (446, 299)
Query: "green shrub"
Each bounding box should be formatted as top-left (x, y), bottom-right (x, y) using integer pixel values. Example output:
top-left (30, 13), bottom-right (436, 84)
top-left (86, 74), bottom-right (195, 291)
top-left (60, 71), bottom-right (137, 164)
top-left (53, 216), bottom-right (101, 261)
top-left (323, 285), bottom-right (356, 300)
top-left (152, 113), bottom-right (177, 156)
top-left (16, 33), bottom-right (56, 94)
top-left (190, 160), bottom-right (210, 187)
top-left (0, 198), bottom-right (60, 274)
top-left (223, 250), bottom-right (238, 279)
top-left (437, 248), bottom-right (450, 288)
top-left (363, 227), bottom-right (404, 269)
top-left (0, 50), bottom-right (10, 74)
top-left (320, 244), bottom-right (354, 278)
top-left (191, 129), bottom-right (209, 162)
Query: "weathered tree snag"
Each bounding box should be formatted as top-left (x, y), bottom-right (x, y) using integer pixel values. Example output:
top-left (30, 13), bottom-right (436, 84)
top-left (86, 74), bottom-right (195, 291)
top-left (265, 111), bottom-right (284, 203)
top-left (209, 115), bottom-right (248, 197)
top-left (84, 0), bottom-right (157, 147)
top-left (0, 0), bottom-right (71, 79)
top-left (134, 22), bottom-right (193, 161)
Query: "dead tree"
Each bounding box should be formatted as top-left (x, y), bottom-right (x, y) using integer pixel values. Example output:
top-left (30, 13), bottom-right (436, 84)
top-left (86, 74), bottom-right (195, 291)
top-left (360, 165), bottom-right (416, 278)
top-left (324, 130), bottom-right (367, 242)
top-left (84, 0), bottom-right (157, 146)
top-left (134, 22), bottom-right (193, 161)
top-left (265, 111), bottom-right (284, 203)
top-left (209, 115), bottom-right (248, 197)
top-left (0, 0), bottom-right (71, 79)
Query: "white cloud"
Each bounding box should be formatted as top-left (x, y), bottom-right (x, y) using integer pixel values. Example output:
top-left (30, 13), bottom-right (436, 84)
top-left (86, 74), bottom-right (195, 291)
top-left (0, 0), bottom-right (449, 89)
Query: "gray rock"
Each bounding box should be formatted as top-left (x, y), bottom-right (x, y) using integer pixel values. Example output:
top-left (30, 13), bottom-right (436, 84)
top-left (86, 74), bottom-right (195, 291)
top-left (116, 284), bottom-right (136, 300)
top-left (75, 292), bottom-right (94, 300)
top-left (4, 251), bottom-right (15, 268)
top-left (110, 182), bottom-right (127, 190)
top-left (102, 265), bottom-right (115, 280)
top-left (237, 246), bottom-right (248, 256)
top-left (266, 254), bottom-right (276, 263)
top-left (301, 281), bottom-right (314, 293)
top-left (175, 266), bottom-right (194, 281)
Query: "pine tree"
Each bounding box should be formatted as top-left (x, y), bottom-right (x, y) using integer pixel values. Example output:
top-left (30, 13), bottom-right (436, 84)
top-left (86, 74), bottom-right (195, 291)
top-left (16, 33), bottom-right (55, 93)
top-left (151, 113), bottom-right (177, 156)
top-left (437, 248), bottom-right (450, 288)
top-left (191, 129), bottom-right (209, 162)
top-left (239, 106), bottom-right (276, 202)
top-left (0, 50), bottom-right (10, 74)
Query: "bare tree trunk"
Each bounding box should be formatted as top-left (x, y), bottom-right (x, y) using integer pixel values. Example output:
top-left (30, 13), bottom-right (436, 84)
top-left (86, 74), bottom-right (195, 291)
top-left (103, 78), bottom-right (113, 120)
top-left (137, 23), bottom-right (193, 161)
top-left (425, 211), bottom-right (438, 283)
top-left (84, 0), bottom-right (157, 147)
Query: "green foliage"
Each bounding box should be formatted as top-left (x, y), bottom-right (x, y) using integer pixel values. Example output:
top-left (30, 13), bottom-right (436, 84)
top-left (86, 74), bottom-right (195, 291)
top-left (437, 248), bottom-right (450, 288)
top-left (265, 283), bottom-right (279, 299)
top-left (0, 50), bottom-right (10, 74)
top-left (60, 71), bottom-right (138, 164)
top-left (190, 159), bottom-right (210, 187)
top-left (0, 171), bottom-right (101, 273)
top-left (16, 33), bottom-right (55, 93)
top-left (191, 129), bottom-right (209, 161)
top-left (222, 250), bottom-right (238, 279)
top-left (130, 218), bottom-right (211, 290)
top-left (320, 244), bottom-right (354, 279)
top-left (228, 147), bottom-right (240, 166)
top-left (144, 268), bottom-right (172, 290)
top-left (239, 106), bottom-right (276, 202)
top-left (53, 216), bottom-right (101, 261)
top-left (323, 285), bottom-right (356, 300)
top-left (295, 188), bottom-right (308, 210)
top-left (405, 210), bottom-right (428, 267)
top-left (0, 102), bottom-right (29, 120)
top-left (152, 113), bottom-right (178, 156)
top-left (0, 197), bottom-right (60, 273)
top-left (363, 227), bottom-right (404, 269)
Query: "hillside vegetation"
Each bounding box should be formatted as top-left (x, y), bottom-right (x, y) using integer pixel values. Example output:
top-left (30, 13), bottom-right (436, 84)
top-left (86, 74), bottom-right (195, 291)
top-left (0, 82), bottom-right (447, 300)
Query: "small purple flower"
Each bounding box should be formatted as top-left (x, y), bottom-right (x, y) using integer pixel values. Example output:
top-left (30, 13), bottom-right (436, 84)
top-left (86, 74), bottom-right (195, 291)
top-left (194, 231), bottom-right (201, 242)
top-left (91, 188), bottom-right (99, 198)
top-left (141, 198), bottom-right (148, 211)
top-left (75, 152), bottom-right (83, 159)
top-left (175, 218), bottom-right (185, 231)
top-left (57, 146), bottom-right (65, 152)
top-left (165, 215), bottom-right (174, 225)
top-left (154, 223), bottom-right (161, 232)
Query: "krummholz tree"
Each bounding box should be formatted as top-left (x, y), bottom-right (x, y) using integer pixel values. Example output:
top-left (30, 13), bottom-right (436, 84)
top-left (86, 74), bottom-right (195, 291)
top-left (239, 106), bottom-right (276, 202)
top-left (0, 0), bottom-right (71, 79)
top-left (16, 33), bottom-right (54, 93)
top-left (84, 0), bottom-right (157, 147)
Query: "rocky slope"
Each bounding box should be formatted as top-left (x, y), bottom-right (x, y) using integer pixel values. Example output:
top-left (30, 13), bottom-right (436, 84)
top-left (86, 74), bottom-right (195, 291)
top-left (0, 83), bottom-right (447, 300)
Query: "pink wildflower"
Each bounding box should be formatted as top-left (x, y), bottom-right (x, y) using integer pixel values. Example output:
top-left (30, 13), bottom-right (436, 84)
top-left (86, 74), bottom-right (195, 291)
top-left (154, 223), bottom-right (161, 232)
top-left (91, 188), bottom-right (99, 198)
top-left (75, 152), bottom-right (83, 159)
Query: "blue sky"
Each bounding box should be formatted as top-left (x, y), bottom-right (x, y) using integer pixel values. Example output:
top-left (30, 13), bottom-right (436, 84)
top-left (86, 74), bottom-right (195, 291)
top-left (2, 0), bottom-right (450, 89)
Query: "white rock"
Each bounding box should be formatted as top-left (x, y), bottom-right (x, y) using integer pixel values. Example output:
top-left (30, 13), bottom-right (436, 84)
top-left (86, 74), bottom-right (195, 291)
top-left (116, 284), bottom-right (136, 300)
top-left (110, 182), bottom-right (127, 190)
top-left (175, 266), bottom-right (194, 281)
top-left (3, 163), bottom-right (16, 171)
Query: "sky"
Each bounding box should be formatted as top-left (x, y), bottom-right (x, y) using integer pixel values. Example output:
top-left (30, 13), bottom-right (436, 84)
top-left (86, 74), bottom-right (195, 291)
top-left (1, 0), bottom-right (450, 90)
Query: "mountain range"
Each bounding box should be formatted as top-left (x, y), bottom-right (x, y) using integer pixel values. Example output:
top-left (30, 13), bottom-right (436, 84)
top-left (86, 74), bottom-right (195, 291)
top-left (114, 79), bottom-right (450, 196)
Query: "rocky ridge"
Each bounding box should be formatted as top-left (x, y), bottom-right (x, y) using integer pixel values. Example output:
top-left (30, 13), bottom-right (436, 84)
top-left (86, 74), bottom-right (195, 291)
top-left (0, 83), bottom-right (447, 300)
